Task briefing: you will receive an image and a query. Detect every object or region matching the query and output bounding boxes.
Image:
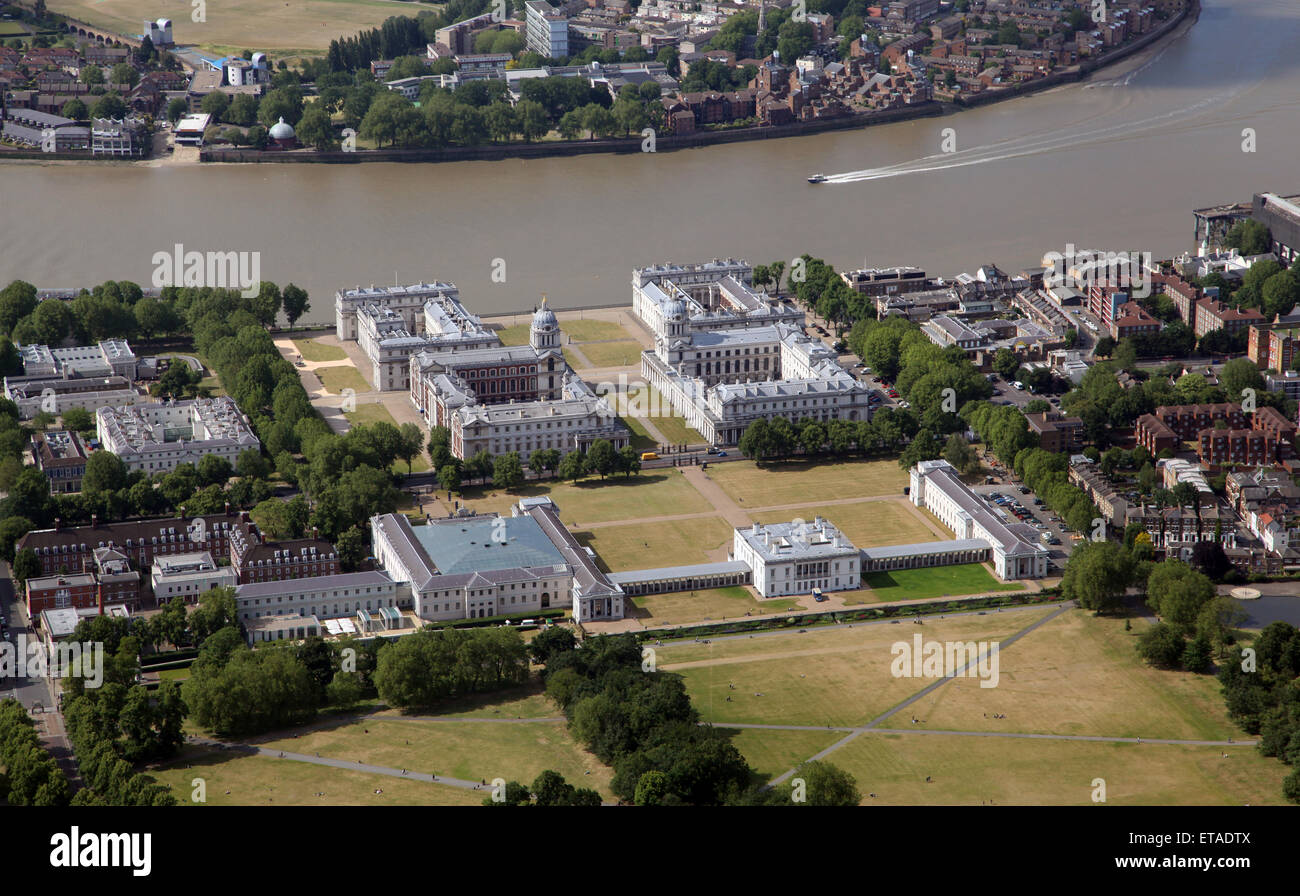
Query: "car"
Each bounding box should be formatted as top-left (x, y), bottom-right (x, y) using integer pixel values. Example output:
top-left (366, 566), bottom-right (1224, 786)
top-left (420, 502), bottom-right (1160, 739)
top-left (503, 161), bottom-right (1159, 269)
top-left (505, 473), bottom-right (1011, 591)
top-left (1013, 381), bottom-right (1024, 390)
top-left (640, 451), bottom-right (659, 460)
top-left (707, 447), bottom-right (721, 455)
top-left (898, 400), bottom-right (910, 409)
top-left (716, 450), bottom-right (728, 457)
top-left (862, 366), bottom-right (872, 374)
top-left (1018, 486), bottom-right (1030, 495)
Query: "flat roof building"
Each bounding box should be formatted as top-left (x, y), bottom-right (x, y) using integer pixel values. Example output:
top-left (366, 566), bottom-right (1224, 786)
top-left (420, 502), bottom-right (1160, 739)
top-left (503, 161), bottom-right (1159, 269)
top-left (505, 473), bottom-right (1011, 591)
top-left (96, 397), bottom-right (260, 474)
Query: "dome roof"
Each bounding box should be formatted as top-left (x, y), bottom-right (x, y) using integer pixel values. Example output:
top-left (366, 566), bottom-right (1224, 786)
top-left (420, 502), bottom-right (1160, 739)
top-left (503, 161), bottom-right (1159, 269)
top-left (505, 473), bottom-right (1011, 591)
top-left (666, 297), bottom-right (686, 320)
top-left (269, 116), bottom-right (295, 139)
top-left (532, 296), bottom-right (557, 330)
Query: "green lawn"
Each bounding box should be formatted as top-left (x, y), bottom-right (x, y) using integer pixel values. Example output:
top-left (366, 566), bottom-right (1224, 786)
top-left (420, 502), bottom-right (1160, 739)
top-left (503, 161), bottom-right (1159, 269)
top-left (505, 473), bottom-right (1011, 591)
top-left (457, 469), bottom-right (712, 525)
top-left (149, 749), bottom-right (486, 806)
top-left (707, 459), bottom-right (909, 507)
top-left (619, 415), bottom-right (660, 453)
top-left (631, 586), bottom-right (801, 626)
top-left (856, 563), bottom-right (1023, 603)
top-left (344, 403), bottom-right (397, 427)
top-left (567, 340), bottom-right (641, 368)
top-left (561, 319), bottom-right (635, 342)
top-left (293, 338), bottom-right (347, 362)
top-left (495, 324), bottom-right (531, 345)
top-left (828, 734), bottom-right (1287, 805)
top-left (574, 515), bottom-right (734, 572)
top-left (885, 609), bottom-right (1244, 742)
top-left (257, 716), bottom-right (613, 798)
top-left (726, 728), bottom-right (844, 784)
top-left (315, 365), bottom-right (371, 396)
top-left (657, 611), bottom-right (1047, 727)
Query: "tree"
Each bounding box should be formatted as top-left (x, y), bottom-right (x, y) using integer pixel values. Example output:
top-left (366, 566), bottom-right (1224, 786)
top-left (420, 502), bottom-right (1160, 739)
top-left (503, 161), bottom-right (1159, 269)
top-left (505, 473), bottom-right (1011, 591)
top-left (1061, 541), bottom-right (1133, 614)
top-left (295, 104), bottom-right (335, 150)
top-left (437, 463), bottom-right (461, 495)
top-left (585, 439), bottom-right (617, 479)
top-left (200, 90), bottom-right (230, 121)
top-left (198, 454), bottom-right (233, 487)
top-left (1224, 219), bottom-right (1271, 256)
top-left (493, 451), bottom-right (525, 490)
top-left (61, 98), bottom-right (88, 121)
top-left (1146, 560), bottom-right (1215, 629)
top-left (258, 86), bottom-right (305, 128)
top-left (1220, 357), bottom-right (1263, 401)
top-left (281, 284), bottom-right (310, 327)
top-left (82, 451), bottom-right (128, 496)
top-left (91, 92), bottom-right (127, 120)
top-left (558, 451), bottom-right (586, 482)
top-left (60, 406), bottom-right (94, 434)
top-left (337, 527), bottom-right (368, 572)
top-left (1137, 622), bottom-right (1187, 669)
top-left (12, 548), bottom-right (40, 585)
top-left (395, 422), bottom-right (424, 475)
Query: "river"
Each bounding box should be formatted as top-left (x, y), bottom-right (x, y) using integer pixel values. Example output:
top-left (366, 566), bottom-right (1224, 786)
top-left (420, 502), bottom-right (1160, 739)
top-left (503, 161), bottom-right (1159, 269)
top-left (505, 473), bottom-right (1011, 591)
top-left (1, 0), bottom-right (1298, 328)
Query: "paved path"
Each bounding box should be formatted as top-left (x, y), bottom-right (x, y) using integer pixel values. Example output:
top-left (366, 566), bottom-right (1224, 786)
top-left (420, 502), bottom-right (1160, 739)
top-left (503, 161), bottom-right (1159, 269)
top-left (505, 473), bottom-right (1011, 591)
top-left (680, 465), bottom-right (751, 528)
top-left (717, 722), bottom-right (1256, 748)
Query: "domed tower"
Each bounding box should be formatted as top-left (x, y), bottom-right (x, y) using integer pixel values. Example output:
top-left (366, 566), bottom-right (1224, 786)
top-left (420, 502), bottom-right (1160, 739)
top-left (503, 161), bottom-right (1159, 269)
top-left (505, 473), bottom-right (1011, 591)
top-left (531, 296), bottom-right (562, 399)
top-left (530, 295), bottom-right (559, 352)
top-left (665, 296), bottom-right (688, 341)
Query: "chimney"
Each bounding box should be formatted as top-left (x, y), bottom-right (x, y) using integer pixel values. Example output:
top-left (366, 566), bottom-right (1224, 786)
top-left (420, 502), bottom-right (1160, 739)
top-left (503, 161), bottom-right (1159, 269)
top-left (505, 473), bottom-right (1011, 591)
top-left (97, 579), bottom-right (104, 616)
top-left (91, 513), bottom-right (98, 528)
top-left (312, 526), bottom-right (319, 540)
top-left (54, 517), bottom-right (61, 531)
top-left (225, 501), bottom-right (231, 515)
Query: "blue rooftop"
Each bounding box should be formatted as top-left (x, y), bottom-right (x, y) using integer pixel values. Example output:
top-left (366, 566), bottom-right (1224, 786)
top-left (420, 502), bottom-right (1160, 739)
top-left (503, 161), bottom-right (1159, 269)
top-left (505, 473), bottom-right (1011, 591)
top-left (413, 515), bottom-right (566, 575)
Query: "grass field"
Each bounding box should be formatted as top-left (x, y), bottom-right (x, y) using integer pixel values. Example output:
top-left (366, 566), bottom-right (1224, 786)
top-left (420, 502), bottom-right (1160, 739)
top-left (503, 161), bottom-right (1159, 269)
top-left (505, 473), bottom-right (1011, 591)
top-left (631, 586), bottom-right (801, 626)
top-left (641, 411), bottom-right (707, 447)
top-left (150, 750), bottom-right (485, 806)
top-left (257, 716), bottom-right (613, 797)
top-left (706, 459), bottom-right (909, 507)
top-left (828, 734), bottom-right (1286, 805)
top-left (293, 338), bottom-right (347, 362)
top-left (495, 324), bottom-right (530, 346)
top-left (657, 610), bottom-right (1048, 727)
top-left (458, 469), bottom-right (713, 524)
top-left (567, 340), bottom-right (641, 369)
top-left (753, 499), bottom-right (937, 549)
top-left (561, 319), bottom-right (636, 342)
top-left (857, 563), bottom-right (1023, 603)
top-left (0, 22), bottom-right (28, 35)
top-left (343, 402), bottom-right (397, 427)
top-left (883, 610), bottom-right (1242, 741)
top-left (314, 365), bottom-right (371, 396)
top-left (48, 0), bottom-right (440, 53)
top-left (574, 515), bottom-right (734, 572)
top-left (618, 415), bottom-right (659, 453)
top-left (726, 728), bottom-right (843, 783)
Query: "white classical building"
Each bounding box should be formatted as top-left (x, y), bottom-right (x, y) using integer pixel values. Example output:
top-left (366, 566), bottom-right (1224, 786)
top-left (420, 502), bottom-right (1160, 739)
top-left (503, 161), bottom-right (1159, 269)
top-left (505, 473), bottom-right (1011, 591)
top-left (372, 498), bottom-right (626, 623)
top-left (150, 552), bottom-right (237, 604)
top-left (357, 300), bottom-right (499, 392)
top-left (234, 570), bottom-right (401, 626)
top-left (334, 280), bottom-right (462, 342)
top-left (96, 397), bottom-right (261, 474)
top-left (632, 259), bottom-right (803, 341)
top-left (639, 266), bottom-right (871, 445)
top-left (909, 459), bottom-right (1049, 581)
top-left (732, 518), bottom-right (861, 597)
top-left (410, 299), bottom-right (628, 460)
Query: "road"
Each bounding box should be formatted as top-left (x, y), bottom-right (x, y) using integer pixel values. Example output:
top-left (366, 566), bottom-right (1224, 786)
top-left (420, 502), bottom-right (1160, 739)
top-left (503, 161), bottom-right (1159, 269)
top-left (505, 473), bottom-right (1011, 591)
top-left (0, 561), bottom-right (77, 781)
